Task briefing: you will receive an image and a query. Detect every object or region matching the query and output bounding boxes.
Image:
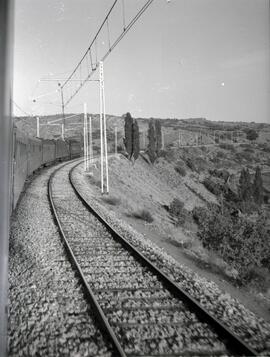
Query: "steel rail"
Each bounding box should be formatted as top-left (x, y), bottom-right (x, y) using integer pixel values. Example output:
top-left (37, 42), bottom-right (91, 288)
top-left (48, 160), bottom-right (127, 357)
top-left (69, 160), bottom-right (257, 357)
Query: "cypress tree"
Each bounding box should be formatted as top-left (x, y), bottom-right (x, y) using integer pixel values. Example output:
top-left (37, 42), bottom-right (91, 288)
top-left (155, 120), bottom-right (162, 156)
top-left (253, 166), bottom-right (263, 205)
top-left (132, 119), bottom-right (140, 161)
top-left (124, 112), bottom-right (133, 159)
top-left (148, 119), bottom-right (156, 163)
top-left (239, 168), bottom-right (253, 201)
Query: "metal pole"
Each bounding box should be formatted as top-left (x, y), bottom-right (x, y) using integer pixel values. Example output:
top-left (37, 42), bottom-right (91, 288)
top-left (89, 115), bottom-right (93, 163)
top-left (99, 64), bottom-right (104, 193)
top-left (36, 116), bottom-right (40, 138)
top-left (161, 130), bottom-right (164, 149)
top-left (59, 84), bottom-right (65, 140)
top-left (0, 1), bottom-right (13, 355)
top-left (83, 103), bottom-right (87, 170)
top-left (100, 62), bottom-right (109, 194)
top-left (115, 126), bottom-right (117, 155)
top-left (87, 115), bottom-right (90, 167)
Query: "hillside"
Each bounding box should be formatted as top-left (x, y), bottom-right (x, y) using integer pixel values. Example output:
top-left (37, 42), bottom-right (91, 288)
top-left (14, 114), bottom-right (270, 147)
top-left (78, 137), bottom-right (270, 321)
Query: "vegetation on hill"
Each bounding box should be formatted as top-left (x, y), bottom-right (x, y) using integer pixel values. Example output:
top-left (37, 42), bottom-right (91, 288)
top-left (123, 112), bottom-right (140, 162)
top-left (193, 202), bottom-right (270, 283)
top-left (147, 119), bottom-right (157, 163)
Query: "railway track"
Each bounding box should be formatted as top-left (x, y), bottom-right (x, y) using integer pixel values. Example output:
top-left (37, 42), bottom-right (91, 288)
top-left (48, 159), bottom-right (257, 357)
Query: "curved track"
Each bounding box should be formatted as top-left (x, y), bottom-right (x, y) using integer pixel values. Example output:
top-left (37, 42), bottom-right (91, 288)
top-left (48, 159), bottom-right (257, 357)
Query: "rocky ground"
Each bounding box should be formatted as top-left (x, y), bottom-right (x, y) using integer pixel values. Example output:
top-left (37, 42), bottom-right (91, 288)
top-left (8, 161), bottom-right (113, 357)
top-left (73, 158), bottom-right (270, 355)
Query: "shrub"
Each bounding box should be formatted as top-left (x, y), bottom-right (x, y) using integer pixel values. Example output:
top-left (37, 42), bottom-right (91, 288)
top-left (93, 145), bottom-right (100, 153)
top-left (132, 209), bottom-right (154, 222)
top-left (258, 143), bottom-right (270, 153)
top-left (197, 205), bottom-right (270, 283)
top-left (102, 195), bottom-right (121, 206)
top-left (203, 177), bottom-right (223, 195)
top-left (235, 151), bottom-right (253, 163)
top-left (169, 198), bottom-right (184, 216)
top-left (174, 163), bottom-right (186, 176)
top-left (158, 149), bottom-right (168, 158)
top-left (159, 148), bottom-right (175, 162)
top-left (219, 143), bottom-right (235, 151)
top-left (246, 129), bottom-right (258, 141)
top-left (194, 157), bottom-right (208, 172)
top-left (216, 151), bottom-right (226, 159)
top-left (243, 147), bottom-right (254, 153)
top-left (117, 144), bottom-right (123, 152)
top-left (185, 158), bottom-right (196, 171)
top-left (209, 169), bottom-right (230, 182)
top-left (192, 206), bottom-right (209, 225)
top-left (169, 198), bottom-right (190, 226)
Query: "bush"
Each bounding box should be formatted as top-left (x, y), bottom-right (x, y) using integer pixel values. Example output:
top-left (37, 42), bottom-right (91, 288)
top-left (169, 198), bottom-right (190, 226)
top-left (203, 177), bottom-right (223, 195)
top-left (132, 209), bottom-right (154, 223)
top-left (117, 144), bottom-right (124, 152)
top-left (169, 198), bottom-right (184, 216)
top-left (161, 149), bottom-right (175, 162)
top-left (197, 205), bottom-right (270, 283)
top-left (192, 206), bottom-right (209, 225)
top-left (102, 195), bottom-right (121, 206)
top-left (246, 129), bottom-right (258, 141)
top-left (235, 151), bottom-right (253, 163)
top-left (185, 158), bottom-right (196, 171)
top-left (243, 147), bottom-right (254, 153)
top-left (215, 151), bottom-right (226, 159)
top-left (209, 169), bottom-right (230, 182)
top-left (174, 163), bottom-right (186, 176)
top-left (194, 157), bottom-right (208, 172)
top-left (219, 143), bottom-right (235, 151)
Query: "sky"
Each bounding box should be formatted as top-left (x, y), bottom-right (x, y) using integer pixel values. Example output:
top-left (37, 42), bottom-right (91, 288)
top-left (13, 0), bottom-right (270, 123)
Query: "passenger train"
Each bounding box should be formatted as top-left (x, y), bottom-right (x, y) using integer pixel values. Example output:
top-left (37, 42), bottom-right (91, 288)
top-left (12, 127), bottom-right (82, 209)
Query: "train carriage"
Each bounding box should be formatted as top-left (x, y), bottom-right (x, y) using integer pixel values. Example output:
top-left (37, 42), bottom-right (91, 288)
top-left (42, 139), bottom-right (56, 165)
top-left (27, 136), bottom-right (43, 176)
top-left (13, 129), bottom-right (28, 208)
top-left (68, 139), bottom-right (82, 159)
top-left (12, 127), bottom-right (82, 210)
top-left (55, 139), bottom-right (69, 161)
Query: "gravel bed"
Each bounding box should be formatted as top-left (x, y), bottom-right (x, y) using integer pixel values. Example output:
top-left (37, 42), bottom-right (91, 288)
top-left (8, 161), bottom-right (113, 357)
top-left (72, 160), bottom-right (270, 355)
top-left (49, 162), bottom-right (235, 356)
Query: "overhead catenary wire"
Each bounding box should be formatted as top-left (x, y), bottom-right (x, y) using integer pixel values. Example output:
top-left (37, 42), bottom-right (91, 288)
top-left (61, 0), bottom-right (118, 90)
top-left (62, 0), bottom-right (155, 107)
top-left (12, 100), bottom-right (32, 117)
top-left (121, 0), bottom-right (126, 30)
